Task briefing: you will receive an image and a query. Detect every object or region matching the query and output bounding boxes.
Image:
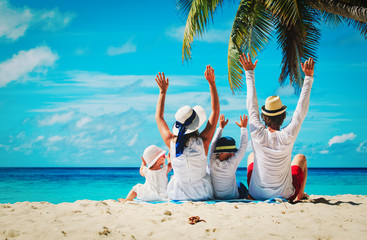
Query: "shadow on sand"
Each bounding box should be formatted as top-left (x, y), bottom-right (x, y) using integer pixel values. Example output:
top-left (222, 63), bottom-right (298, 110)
top-left (292, 197), bottom-right (362, 206)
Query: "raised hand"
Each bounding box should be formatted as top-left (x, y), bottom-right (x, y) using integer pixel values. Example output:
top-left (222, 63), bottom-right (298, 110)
top-left (204, 65), bottom-right (215, 85)
top-left (235, 114), bottom-right (248, 128)
top-left (219, 114), bottom-right (229, 128)
top-left (155, 72), bottom-right (169, 93)
top-left (301, 58), bottom-right (314, 77)
top-left (239, 53), bottom-right (258, 71)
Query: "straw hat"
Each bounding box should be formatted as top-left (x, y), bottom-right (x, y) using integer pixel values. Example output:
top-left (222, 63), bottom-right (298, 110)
top-left (214, 137), bottom-right (237, 153)
top-left (172, 105), bottom-right (207, 135)
top-left (261, 96), bottom-right (287, 116)
top-left (143, 145), bottom-right (166, 169)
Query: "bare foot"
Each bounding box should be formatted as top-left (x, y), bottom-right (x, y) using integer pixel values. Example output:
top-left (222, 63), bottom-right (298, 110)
top-left (295, 192), bottom-right (310, 202)
top-left (118, 198), bottom-right (127, 203)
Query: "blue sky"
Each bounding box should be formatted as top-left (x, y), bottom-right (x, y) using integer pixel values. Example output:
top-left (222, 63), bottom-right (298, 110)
top-left (0, 0), bottom-right (366, 167)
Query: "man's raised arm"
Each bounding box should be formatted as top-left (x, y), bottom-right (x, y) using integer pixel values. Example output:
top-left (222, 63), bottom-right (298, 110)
top-left (284, 58), bottom-right (315, 137)
top-left (239, 53), bottom-right (264, 132)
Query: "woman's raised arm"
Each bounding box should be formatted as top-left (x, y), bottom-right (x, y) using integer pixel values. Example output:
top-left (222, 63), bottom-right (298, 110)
top-left (200, 65), bottom-right (220, 155)
top-left (155, 72), bottom-right (175, 148)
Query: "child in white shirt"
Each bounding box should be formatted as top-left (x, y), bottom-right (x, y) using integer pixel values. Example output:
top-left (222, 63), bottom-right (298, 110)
top-left (209, 114), bottom-right (249, 199)
top-left (119, 145), bottom-right (172, 203)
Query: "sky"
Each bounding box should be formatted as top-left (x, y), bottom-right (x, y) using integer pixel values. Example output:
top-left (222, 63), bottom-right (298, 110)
top-left (0, 0), bottom-right (366, 167)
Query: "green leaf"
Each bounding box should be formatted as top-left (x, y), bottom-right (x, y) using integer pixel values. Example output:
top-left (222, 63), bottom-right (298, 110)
top-left (275, 1), bottom-right (320, 90)
top-left (177, 0), bottom-right (224, 61)
top-left (228, 0), bottom-right (273, 93)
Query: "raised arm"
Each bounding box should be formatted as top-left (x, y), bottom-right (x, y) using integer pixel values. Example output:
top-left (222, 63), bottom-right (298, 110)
top-left (284, 58), bottom-right (315, 137)
top-left (209, 114), bottom-right (227, 163)
top-left (231, 114), bottom-right (249, 168)
top-left (239, 53), bottom-right (264, 133)
top-left (155, 72), bottom-right (175, 148)
top-left (200, 65), bottom-right (220, 155)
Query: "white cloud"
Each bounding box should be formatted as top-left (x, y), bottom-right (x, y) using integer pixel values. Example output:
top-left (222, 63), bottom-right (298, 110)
top-left (166, 26), bottom-right (229, 43)
top-left (128, 134), bottom-right (138, 147)
top-left (0, 144), bottom-right (10, 151)
top-left (0, 46), bottom-right (58, 87)
top-left (41, 71), bottom-right (198, 89)
top-left (48, 135), bottom-right (64, 143)
top-left (36, 136), bottom-right (45, 142)
top-left (103, 149), bottom-right (115, 154)
top-left (328, 133), bottom-right (357, 147)
top-left (0, 0), bottom-right (32, 40)
top-left (39, 111), bottom-right (73, 126)
top-left (107, 41), bottom-right (137, 56)
top-left (70, 133), bottom-right (93, 148)
top-left (0, 0), bottom-right (74, 40)
top-left (76, 117), bottom-right (92, 128)
top-left (37, 8), bottom-right (75, 31)
top-left (319, 150), bottom-right (329, 154)
top-left (357, 141), bottom-right (367, 153)
top-left (75, 47), bottom-right (90, 56)
top-left (166, 26), bottom-right (184, 41)
top-left (199, 29), bottom-right (230, 43)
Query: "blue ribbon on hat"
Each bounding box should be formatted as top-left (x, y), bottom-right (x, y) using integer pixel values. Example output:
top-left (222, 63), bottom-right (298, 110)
top-left (175, 110), bottom-right (197, 157)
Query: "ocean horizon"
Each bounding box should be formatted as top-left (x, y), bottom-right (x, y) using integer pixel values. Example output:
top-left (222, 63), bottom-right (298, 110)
top-left (1, 167), bottom-right (366, 204)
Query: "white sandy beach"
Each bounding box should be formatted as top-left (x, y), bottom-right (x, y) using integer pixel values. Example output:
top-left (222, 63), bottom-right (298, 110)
top-left (1, 195), bottom-right (366, 240)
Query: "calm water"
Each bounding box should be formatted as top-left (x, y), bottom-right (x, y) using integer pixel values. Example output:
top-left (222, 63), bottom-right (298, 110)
top-left (0, 167), bottom-right (366, 204)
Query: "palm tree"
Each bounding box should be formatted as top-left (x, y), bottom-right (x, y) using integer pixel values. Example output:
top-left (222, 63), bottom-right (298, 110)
top-left (177, 0), bottom-right (367, 93)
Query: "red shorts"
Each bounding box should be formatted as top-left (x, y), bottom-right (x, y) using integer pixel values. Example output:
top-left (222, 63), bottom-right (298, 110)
top-left (247, 163), bottom-right (304, 201)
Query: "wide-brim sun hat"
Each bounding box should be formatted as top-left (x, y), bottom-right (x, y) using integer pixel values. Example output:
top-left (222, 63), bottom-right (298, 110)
top-left (143, 145), bottom-right (166, 169)
top-left (261, 95), bottom-right (287, 117)
top-left (214, 137), bottom-right (238, 153)
top-left (172, 105), bottom-right (207, 135)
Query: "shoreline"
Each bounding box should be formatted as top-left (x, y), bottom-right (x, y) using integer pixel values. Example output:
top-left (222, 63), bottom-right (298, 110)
top-left (1, 194), bottom-right (366, 239)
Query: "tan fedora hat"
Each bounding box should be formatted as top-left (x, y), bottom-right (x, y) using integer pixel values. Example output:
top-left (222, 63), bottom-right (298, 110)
top-left (261, 96), bottom-right (287, 116)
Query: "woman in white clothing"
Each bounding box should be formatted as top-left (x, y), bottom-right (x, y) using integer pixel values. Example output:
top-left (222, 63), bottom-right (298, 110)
top-left (154, 65), bottom-right (220, 201)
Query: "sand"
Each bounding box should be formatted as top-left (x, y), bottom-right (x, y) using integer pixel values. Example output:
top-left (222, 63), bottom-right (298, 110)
top-left (1, 195), bottom-right (366, 240)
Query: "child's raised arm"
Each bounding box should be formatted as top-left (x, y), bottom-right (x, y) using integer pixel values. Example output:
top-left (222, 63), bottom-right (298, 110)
top-left (230, 114), bottom-right (249, 169)
top-left (219, 114), bottom-right (229, 129)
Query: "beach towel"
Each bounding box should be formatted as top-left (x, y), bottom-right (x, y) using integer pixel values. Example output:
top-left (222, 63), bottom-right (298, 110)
top-left (133, 198), bottom-right (286, 204)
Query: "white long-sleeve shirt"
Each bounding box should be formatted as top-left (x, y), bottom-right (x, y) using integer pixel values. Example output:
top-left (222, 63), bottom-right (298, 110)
top-left (246, 70), bottom-right (313, 200)
top-left (209, 127), bottom-right (248, 199)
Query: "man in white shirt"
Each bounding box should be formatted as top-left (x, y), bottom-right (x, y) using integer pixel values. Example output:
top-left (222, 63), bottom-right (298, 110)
top-left (240, 53), bottom-right (314, 202)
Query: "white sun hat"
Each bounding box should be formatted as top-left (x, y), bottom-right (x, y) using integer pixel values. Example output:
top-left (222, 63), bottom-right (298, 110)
top-left (143, 145), bottom-right (166, 169)
top-left (172, 105), bottom-right (207, 135)
top-left (261, 96), bottom-right (287, 116)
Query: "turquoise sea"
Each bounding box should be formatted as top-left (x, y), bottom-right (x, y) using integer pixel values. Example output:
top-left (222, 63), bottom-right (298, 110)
top-left (0, 168), bottom-right (366, 204)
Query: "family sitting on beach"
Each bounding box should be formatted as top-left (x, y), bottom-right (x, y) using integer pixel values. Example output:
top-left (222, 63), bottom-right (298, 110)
top-left (120, 53), bottom-right (314, 203)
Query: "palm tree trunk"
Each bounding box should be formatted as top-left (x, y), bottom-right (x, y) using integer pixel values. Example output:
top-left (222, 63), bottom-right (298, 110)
top-left (310, 0), bottom-right (367, 23)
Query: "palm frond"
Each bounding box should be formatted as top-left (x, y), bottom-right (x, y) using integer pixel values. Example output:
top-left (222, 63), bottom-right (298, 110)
top-left (177, 0), bottom-right (194, 19)
top-left (177, 0), bottom-right (224, 61)
top-left (321, 10), bottom-right (345, 28)
top-left (275, 2), bottom-right (320, 90)
top-left (309, 0), bottom-right (367, 23)
top-left (228, 40), bottom-right (244, 93)
top-left (264, 0), bottom-right (301, 26)
top-left (345, 18), bottom-right (367, 38)
top-left (227, 0), bottom-right (273, 93)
